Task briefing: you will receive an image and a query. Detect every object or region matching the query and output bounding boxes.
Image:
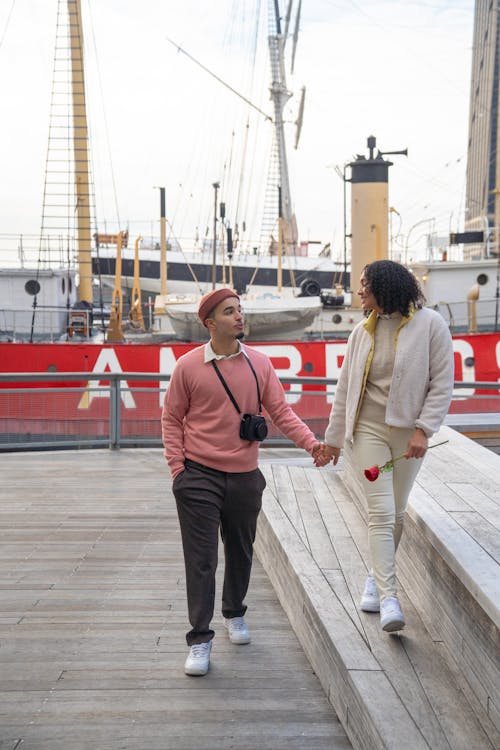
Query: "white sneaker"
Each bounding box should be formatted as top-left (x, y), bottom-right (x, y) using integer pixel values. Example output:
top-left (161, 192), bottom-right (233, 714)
top-left (224, 616), bottom-right (251, 644)
top-left (360, 575), bottom-right (380, 612)
top-left (184, 641), bottom-right (212, 675)
top-left (380, 596), bottom-right (405, 632)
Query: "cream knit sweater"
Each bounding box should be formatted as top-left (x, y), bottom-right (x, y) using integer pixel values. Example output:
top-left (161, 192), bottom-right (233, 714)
top-left (324, 307), bottom-right (454, 448)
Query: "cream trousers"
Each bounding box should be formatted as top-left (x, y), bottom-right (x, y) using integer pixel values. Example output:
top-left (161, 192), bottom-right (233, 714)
top-left (352, 419), bottom-right (423, 600)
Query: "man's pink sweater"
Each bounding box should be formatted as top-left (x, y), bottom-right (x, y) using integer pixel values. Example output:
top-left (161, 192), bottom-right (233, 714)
top-left (162, 345), bottom-right (317, 478)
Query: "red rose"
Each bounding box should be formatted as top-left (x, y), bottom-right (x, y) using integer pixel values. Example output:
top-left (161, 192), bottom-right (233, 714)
top-left (362, 440), bottom-right (449, 483)
top-left (364, 466), bottom-right (380, 482)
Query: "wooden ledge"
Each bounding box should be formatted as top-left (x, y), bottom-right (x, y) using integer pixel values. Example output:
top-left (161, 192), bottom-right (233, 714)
top-left (331, 425), bottom-right (499, 743)
top-left (254, 486), bottom-right (429, 750)
top-left (256, 426), bottom-right (500, 749)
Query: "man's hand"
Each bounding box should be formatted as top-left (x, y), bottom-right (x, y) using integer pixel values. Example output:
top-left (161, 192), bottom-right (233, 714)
top-left (312, 442), bottom-right (341, 467)
top-left (405, 428), bottom-right (428, 459)
top-left (312, 442), bottom-right (328, 467)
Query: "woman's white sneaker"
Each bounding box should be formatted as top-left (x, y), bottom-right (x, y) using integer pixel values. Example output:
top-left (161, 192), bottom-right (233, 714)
top-left (360, 575), bottom-right (380, 612)
top-left (224, 616), bottom-right (251, 644)
top-left (184, 641), bottom-right (212, 675)
top-left (380, 597), bottom-right (405, 632)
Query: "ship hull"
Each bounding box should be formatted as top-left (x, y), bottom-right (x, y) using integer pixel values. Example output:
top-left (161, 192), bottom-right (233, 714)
top-left (92, 252), bottom-right (346, 298)
top-left (0, 335), bottom-right (498, 442)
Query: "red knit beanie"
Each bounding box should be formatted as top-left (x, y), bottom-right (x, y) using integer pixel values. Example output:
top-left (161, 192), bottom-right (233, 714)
top-left (198, 288), bottom-right (240, 326)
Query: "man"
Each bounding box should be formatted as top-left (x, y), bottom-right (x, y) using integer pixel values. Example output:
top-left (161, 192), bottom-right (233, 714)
top-left (162, 288), bottom-right (326, 676)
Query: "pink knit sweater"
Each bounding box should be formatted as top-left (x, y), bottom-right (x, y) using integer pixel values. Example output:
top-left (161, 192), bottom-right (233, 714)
top-left (162, 344), bottom-right (317, 478)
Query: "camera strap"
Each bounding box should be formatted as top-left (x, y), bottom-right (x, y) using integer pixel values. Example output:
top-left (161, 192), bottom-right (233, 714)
top-left (211, 353), bottom-right (262, 415)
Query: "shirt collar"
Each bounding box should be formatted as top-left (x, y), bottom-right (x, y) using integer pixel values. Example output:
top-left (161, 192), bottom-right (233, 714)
top-left (204, 339), bottom-right (243, 363)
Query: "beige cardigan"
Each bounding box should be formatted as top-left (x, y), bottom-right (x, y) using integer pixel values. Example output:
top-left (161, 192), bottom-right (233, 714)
top-left (324, 307), bottom-right (454, 447)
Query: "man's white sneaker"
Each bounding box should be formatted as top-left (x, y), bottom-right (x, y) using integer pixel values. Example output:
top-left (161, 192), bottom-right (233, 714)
top-left (224, 616), bottom-right (251, 644)
top-left (184, 641), bottom-right (212, 675)
top-left (360, 575), bottom-right (380, 612)
top-left (380, 596), bottom-right (405, 632)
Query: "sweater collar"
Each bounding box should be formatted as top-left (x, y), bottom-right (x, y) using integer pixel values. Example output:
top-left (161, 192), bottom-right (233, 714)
top-left (363, 306), bottom-right (416, 336)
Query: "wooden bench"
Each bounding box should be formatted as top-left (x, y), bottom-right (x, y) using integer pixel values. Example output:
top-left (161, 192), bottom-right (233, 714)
top-left (256, 426), bottom-right (500, 750)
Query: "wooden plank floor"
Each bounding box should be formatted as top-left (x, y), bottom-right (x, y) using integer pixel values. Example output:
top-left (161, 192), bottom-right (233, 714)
top-left (0, 449), bottom-right (351, 750)
top-left (260, 455), bottom-right (499, 750)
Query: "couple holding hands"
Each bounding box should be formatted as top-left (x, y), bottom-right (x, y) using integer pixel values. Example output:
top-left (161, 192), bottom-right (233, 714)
top-left (162, 260), bottom-right (454, 675)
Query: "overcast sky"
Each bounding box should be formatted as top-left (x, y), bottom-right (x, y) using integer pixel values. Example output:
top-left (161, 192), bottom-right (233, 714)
top-left (0, 0), bottom-right (474, 264)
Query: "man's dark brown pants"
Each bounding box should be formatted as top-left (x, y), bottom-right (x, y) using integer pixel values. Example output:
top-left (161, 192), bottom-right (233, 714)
top-left (172, 459), bottom-right (266, 646)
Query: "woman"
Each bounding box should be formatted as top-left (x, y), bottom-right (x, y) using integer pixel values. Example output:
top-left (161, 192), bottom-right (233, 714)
top-left (323, 260), bottom-right (454, 632)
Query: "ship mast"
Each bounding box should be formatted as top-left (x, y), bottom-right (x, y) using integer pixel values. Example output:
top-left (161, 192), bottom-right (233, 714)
top-left (265, 0), bottom-right (300, 255)
top-left (68, 0), bottom-right (93, 305)
top-left (269, 1), bottom-right (292, 227)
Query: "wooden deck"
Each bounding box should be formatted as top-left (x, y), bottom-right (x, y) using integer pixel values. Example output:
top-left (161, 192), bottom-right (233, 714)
top-left (0, 449), bottom-right (350, 750)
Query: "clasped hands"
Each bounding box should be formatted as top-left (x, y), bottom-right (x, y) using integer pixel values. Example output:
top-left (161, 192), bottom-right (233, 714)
top-left (312, 442), bottom-right (340, 467)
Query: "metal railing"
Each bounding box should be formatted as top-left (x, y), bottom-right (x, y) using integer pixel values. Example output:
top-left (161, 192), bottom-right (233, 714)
top-left (0, 372), bottom-right (499, 452)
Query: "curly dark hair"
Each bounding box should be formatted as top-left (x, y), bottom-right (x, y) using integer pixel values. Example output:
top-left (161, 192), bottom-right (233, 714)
top-left (363, 260), bottom-right (425, 316)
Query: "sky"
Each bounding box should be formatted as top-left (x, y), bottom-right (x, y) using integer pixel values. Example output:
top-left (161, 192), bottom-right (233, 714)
top-left (0, 0), bottom-right (474, 266)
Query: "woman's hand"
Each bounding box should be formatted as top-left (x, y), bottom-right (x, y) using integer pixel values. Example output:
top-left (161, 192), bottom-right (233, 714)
top-left (311, 443), bottom-right (341, 466)
top-left (321, 444), bottom-right (341, 466)
top-left (405, 428), bottom-right (428, 459)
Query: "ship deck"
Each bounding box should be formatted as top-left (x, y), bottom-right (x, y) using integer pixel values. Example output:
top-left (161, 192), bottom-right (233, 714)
top-left (0, 429), bottom-right (498, 749)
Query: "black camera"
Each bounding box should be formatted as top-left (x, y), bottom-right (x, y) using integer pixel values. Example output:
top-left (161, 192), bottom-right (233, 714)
top-left (239, 413), bottom-right (268, 442)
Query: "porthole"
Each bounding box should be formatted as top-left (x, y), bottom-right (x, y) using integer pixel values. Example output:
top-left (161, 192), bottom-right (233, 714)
top-left (24, 279), bottom-right (40, 296)
top-left (303, 362), bottom-right (314, 373)
top-left (464, 357), bottom-right (475, 367)
top-left (477, 273), bottom-right (488, 286)
top-left (332, 314), bottom-right (342, 324)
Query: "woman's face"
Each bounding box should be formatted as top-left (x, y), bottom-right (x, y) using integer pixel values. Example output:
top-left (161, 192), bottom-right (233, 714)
top-left (357, 274), bottom-right (383, 313)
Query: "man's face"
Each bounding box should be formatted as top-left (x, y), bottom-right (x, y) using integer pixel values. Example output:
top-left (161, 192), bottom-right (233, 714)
top-left (208, 297), bottom-right (244, 338)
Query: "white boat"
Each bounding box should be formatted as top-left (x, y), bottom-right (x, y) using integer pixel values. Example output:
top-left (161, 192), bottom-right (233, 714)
top-left (160, 293), bottom-right (322, 342)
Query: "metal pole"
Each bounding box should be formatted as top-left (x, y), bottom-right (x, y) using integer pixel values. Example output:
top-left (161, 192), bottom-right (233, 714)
top-left (483, 215), bottom-right (490, 258)
top-left (495, 246), bottom-right (500, 332)
top-left (343, 165), bottom-right (348, 291)
top-left (109, 376), bottom-right (121, 450)
top-left (212, 182), bottom-right (219, 289)
top-left (278, 186), bottom-right (283, 293)
top-left (159, 187), bottom-right (167, 296)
